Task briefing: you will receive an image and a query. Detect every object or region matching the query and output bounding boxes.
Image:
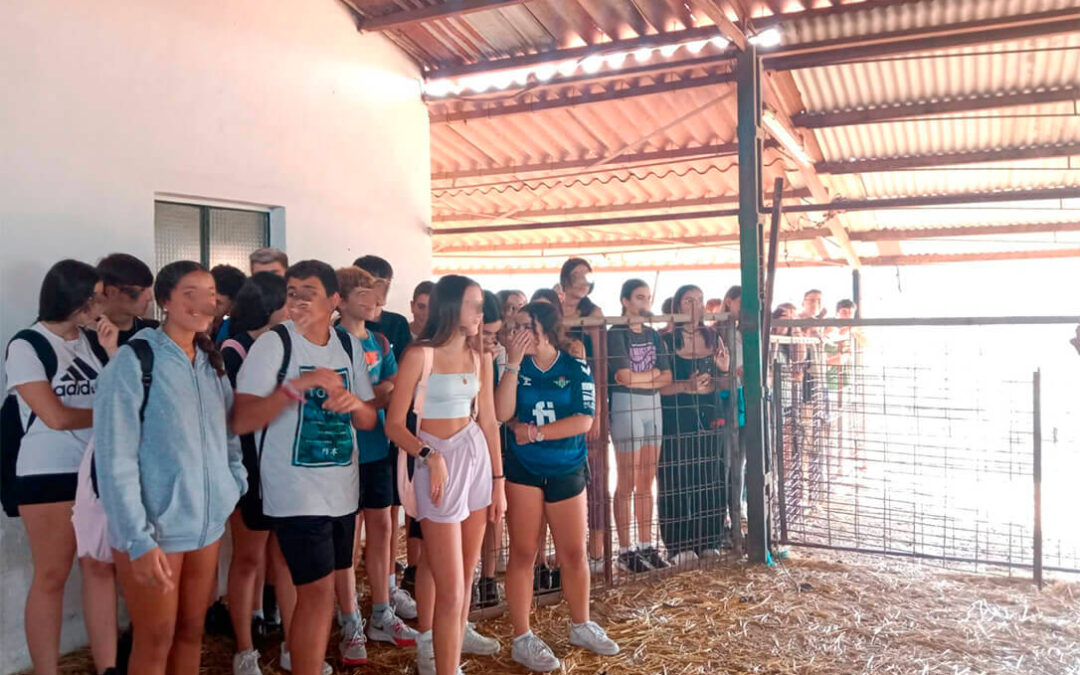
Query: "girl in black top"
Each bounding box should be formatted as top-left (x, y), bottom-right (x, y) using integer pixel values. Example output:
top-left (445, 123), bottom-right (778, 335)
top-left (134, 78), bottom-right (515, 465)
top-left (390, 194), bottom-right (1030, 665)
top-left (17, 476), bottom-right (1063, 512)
top-left (658, 285), bottom-right (730, 562)
top-left (220, 272), bottom-right (290, 673)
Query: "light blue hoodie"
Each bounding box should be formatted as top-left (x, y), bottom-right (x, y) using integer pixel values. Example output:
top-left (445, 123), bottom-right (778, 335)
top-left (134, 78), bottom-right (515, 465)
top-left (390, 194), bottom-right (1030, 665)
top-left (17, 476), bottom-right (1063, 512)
top-left (94, 328), bottom-right (245, 560)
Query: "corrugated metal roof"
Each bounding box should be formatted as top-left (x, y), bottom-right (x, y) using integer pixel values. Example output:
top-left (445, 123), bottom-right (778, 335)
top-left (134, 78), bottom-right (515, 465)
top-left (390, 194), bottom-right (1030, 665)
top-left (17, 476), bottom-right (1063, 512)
top-left (364, 0), bottom-right (1080, 271)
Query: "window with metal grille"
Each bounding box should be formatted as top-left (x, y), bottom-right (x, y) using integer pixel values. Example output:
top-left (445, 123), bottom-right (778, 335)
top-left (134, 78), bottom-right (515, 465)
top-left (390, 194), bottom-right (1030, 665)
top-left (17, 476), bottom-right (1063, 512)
top-left (153, 201), bottom-right (270, 273)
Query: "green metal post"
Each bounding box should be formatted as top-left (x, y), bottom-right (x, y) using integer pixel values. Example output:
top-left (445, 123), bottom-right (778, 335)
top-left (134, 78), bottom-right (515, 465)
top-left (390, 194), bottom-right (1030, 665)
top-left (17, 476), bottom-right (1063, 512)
top-left (737, 45), bottom-right (769, 564)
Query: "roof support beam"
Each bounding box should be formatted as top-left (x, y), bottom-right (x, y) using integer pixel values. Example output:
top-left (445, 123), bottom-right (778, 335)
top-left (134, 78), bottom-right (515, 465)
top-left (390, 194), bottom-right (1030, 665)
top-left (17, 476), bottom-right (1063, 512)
top-left (430, 69), bottom-right (735, 123)
top-left (359, 0), bottom-right (529, 32)
top-left (689, 0), bottom-right (748, 50)
top-left (794, 86), bottom-right (1079, 128)
top-left (816, 142), bottom-right (1080, 173)
top-left (433, 248), bottom-right (1080, 275)
top-left (763, 70), bottom-right (861, 267)
top-left (432, 185), bottom-right (1080, 236)
top-left (435, 218), bottom-right (1080, 254)
top-left (432, 189), bottom-right (810, 222)
top-left (426, 26), bottom-right (726, 79)
top-left (431, 142), bottom-right (739, 181)
top-left (763, 10), bottom-right (1080, 71)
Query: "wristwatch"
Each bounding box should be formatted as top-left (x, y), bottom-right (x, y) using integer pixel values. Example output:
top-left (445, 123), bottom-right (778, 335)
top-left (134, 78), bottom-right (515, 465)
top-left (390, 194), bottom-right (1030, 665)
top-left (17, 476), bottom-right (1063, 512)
top-left (416, 445), bottom-right (435, 467)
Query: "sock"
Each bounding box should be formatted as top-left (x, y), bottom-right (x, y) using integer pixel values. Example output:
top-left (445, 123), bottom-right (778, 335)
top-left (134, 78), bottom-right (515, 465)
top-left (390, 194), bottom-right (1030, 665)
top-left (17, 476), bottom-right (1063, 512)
top-left (640, 541), bottom-right (654, 550)
top-left (513, 630), bottom-right (534, 643)
top-left (339, 608), bottom-right (361, 629)
top-left (252, 609), bottom-right (264, 621)
top-left (372, 602), bottom-right (392, 626)
top-left (620, 546), bottom-right (633, 554)
top-left (388, 573), bottom-right (397, 590)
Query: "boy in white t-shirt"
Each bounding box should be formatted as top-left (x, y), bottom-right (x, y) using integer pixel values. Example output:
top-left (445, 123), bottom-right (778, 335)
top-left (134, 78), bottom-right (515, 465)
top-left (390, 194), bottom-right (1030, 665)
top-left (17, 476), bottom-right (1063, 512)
top-left (233, 260), bottom-right (377, 675)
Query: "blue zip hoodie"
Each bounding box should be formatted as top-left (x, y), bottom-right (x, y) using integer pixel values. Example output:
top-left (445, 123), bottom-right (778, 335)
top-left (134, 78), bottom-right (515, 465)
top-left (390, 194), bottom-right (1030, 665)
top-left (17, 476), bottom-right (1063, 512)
top-left (94, 328), bottom-right (245, 560)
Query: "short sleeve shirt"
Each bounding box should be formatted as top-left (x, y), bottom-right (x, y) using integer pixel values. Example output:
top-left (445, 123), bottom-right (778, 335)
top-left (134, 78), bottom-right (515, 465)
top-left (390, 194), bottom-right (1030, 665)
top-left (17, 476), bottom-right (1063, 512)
top-left (236, 321), bottom-right (374, 518)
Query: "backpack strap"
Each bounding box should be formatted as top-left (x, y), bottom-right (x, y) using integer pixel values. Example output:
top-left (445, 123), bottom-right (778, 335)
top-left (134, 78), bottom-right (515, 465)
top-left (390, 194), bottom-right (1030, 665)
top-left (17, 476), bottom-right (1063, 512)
top-left (220, 338), bottom-right (248, 360)
top-left (269, 325), bottom-right (292, 387)
top-left (6, 329), bottom-right (58, 430)
top-left (470, 349), bottom-right (481, 420)
top-left (334, 327), bottom-right (354, 363)
top-left (412, 347), bottom-right (435, 431)
top-left (249, 325), bottom-right (293, 503)
top-left (375, 331), bottom-right (391, 359)
top-left (81, 328), bottom-right (110, 368)
top-left (126, 339), bottom-right (154, 423)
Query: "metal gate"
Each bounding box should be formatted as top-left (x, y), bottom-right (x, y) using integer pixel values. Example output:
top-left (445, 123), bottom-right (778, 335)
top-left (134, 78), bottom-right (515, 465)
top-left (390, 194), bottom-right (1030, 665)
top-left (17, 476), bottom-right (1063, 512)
top-left (768, 317), bottom-right (1080, 580)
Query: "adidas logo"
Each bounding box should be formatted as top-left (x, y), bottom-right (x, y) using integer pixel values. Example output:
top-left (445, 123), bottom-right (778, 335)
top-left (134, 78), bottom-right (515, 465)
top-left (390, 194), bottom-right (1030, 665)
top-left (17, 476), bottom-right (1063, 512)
top-left (54, 358), bottom-right (98, 397)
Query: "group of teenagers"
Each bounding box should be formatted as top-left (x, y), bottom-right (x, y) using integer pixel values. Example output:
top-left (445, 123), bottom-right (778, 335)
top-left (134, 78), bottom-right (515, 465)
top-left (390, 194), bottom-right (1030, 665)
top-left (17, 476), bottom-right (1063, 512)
top-left (7, 250), bottom-right (712, 675)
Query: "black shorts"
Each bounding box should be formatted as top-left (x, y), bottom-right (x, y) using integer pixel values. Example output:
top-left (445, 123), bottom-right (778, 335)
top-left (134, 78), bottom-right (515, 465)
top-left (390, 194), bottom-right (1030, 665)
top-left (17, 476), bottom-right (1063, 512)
top-left (16, 472), bottom-right (78, 507)
top-left (238, 436), bottom-right (271, 531)
top-left (272, 513), bottom-right (357, 586)
top-left (504, 450), bottom-right (588, 503)
top-left (360, 452), bottom-right (396, 510)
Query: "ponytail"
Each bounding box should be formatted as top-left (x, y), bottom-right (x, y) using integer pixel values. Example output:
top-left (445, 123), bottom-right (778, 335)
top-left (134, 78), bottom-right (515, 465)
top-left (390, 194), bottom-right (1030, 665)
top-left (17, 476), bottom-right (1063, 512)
top-left (194, 331), bottom-right (226, 377)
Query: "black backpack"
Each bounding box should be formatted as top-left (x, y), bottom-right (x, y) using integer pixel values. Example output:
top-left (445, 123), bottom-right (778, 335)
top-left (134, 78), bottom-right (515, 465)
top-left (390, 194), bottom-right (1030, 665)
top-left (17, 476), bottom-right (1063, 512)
top-left (1, 328), bottom-right (110, 518)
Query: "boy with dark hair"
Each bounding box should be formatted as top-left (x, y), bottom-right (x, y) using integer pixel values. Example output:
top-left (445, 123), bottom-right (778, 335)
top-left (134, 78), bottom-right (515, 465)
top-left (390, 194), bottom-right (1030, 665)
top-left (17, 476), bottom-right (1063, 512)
top-left (409, 280), bottom-right (434, 340)
top-left (233, 260), bottom-right (378, 675)
top-left (211, 264), bottom-right (248, 342)
top-left (352, 256), bottom-right (411, 361)
top-left (352, 255), bottom-right (422, 602)
top-left (97, 253), bottom-right (158, 345)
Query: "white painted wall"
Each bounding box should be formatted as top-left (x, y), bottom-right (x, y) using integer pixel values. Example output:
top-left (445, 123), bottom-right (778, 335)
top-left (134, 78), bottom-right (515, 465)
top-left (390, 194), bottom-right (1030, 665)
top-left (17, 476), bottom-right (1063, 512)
top-left (0, 1), bottom-right (431, 671)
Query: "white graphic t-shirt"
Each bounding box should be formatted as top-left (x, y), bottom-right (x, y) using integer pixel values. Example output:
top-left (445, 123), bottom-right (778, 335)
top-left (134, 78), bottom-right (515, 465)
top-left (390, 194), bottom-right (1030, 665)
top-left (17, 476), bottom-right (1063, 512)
top-left (236, 321), bottom-right (374, 518)
top-left (4, 323), bottom-right (104, 476)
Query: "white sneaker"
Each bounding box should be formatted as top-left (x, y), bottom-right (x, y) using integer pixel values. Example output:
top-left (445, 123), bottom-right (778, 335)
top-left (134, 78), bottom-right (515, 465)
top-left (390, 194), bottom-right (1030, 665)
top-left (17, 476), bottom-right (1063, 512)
top-left (339, 617), bottom-right (368, 666)
top-left (233, 649), bottom-right (262, 675)
top-left (462, 621), bottom-right (500, 655)
top-left (279, 646), bottom-right (333, 675)
top-left (569, 621), bottom-right (620, 656)
top-left (669, 550), bottom-right (699, 567)
top-left (588, 556), bottom-right (604, 574)
top-left (367, 610), bottom-right (419, 647)
top-left (511, 631), bottom-right (560, 672)
top-left (389, 585), bottom-right (419, 620)
top-left (416, 630), bottom-right (435, 675)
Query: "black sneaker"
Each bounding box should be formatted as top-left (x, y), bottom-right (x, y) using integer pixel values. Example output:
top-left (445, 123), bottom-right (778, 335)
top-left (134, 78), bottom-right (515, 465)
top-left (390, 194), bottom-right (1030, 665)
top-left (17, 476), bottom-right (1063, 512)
top-left (640, 546), bottom-right (670, 570)
top-left (476, 576), bottom-right (501, 608)
top-left (402, 564), bottom-right (418, 597)
top-left (204, 600), bottom-right (233, 637)
top-left (617, 549), bottom-right (654, 573)
top-left (263, 585), bottom-right (281, 629)
top-left (116, 627), bottom-right (133, 675)
top-left (251, 615), bottom-right (267, 645)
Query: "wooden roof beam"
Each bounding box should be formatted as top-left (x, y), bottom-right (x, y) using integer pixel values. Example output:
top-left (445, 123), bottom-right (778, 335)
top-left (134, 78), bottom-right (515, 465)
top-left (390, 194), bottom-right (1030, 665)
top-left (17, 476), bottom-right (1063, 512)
top-left (358, 0), bottom-right (529, 32)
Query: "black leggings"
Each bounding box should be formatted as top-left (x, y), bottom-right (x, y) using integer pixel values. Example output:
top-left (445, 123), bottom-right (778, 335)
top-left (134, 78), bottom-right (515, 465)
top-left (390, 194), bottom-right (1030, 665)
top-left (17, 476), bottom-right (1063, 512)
top-left (657, 405), bottom-right (726, 556)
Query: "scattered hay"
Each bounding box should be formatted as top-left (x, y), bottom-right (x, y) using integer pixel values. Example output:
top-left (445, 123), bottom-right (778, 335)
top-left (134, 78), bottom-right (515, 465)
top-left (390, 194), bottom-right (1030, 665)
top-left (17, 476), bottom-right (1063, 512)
top-left (48, 550), bottom-right (1080, 675)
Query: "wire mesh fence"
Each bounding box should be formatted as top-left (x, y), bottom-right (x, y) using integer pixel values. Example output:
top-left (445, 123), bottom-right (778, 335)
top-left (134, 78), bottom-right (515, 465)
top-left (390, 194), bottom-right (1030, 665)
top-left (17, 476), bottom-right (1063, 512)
top-left (469, 314), bottom-right (1080, 618)
top-left (769, 319), bottom-right (1080, 579)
